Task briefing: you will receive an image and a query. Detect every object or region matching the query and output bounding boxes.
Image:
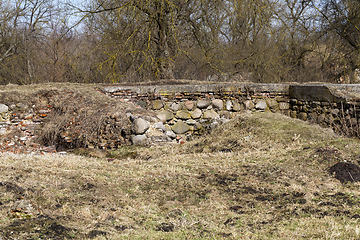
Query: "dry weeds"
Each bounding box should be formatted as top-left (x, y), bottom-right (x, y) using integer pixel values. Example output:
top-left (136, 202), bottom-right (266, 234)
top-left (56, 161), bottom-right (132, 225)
top-left (1, 112), bottom-right (360, 239)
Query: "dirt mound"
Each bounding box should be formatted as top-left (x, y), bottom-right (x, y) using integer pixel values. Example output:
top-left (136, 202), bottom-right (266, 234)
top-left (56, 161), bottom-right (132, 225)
top-left (329, 162), bottom-right (360, 183)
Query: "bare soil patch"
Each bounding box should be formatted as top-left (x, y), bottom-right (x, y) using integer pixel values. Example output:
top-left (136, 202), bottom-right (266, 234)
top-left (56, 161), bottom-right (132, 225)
top-left (329, 162), bottom-right (360, 183)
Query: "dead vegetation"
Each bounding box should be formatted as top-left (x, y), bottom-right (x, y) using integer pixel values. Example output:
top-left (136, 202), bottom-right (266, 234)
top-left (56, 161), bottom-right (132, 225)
top-left (0, 83), bottom-right (154, 150)
top-left (1, 111), bottom-right (360, 239)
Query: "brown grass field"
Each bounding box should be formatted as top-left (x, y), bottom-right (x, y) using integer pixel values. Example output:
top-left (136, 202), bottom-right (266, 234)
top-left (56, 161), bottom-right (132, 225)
top-left (1, 84), bottom-right (360, 239)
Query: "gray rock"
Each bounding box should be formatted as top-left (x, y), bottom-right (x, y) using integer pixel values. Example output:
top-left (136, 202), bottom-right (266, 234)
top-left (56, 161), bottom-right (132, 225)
top-left (232, 101), bottom-right (242, 111)
top-left (135, 100), bottom-right (147, 108)
top-left (255, 100), bottom-right (267, 110)
top-left (175, 110), bottom-right (191, 120)
top-left (0, 104), bottom-right (8, 113)
top-left (164, 124), bottom-right (172, 132)
top-left (279, 102), bottom-right (290, 110)
top-left (170, 102), bottom-right (181, 111)
top-left (153, 100), bottom-right (164, 110)
top-left (144, 116), bottom-right (157, 123)
top-left (184, 101), bottom-right (194, 110)
top-left (191, 108), bottom-right (202, 119)
top-left (326, 114), bottom-right (335, 125)
top-left (266, 99), bottom-right (278, 109)
top-left (244, 100), bottom-right (254, 110)
top-left (225, 100), bottom-right (232, 111)
top-left (166, 130), bottom-right (177, 139)
top-left (154, 122), bottom-right (166, 132)
top-left (298, 112), bottom-right (307, 121)
top-left (156, 113), bottom-right (167, 123)
top-left (151, 135), bottom-right (171, 142)
top-left (220, 110), bottom-right (231, 119)
top-left (212, 99), bottom-right (223, 110)
top-left (220, 118), bottom-right (230, 124)
top-left (130, 135), bottom-right (148, 145)
top-left (197, 99), bottom-right (211, 109)
top-left (159, 110), bottom-right (174, 121)
top-left (172, 120), bottom-right (190, 134)
top-left (132, 118), bottom-right (150, 134)
top-left (203, 109), bottom-right (219, 119)
top-left (186, 119), bottom-right (198, 125)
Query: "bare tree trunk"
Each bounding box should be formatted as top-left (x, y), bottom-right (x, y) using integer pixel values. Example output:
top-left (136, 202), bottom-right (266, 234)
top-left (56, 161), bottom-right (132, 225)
top-left (154, 1), bottom-right (174, 79)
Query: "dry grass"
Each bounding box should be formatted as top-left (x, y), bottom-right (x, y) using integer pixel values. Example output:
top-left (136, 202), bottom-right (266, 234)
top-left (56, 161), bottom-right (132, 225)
top-left (0, 83), bottom-right (154, 149)
top-left (1, 112), bottom-right (360, 239)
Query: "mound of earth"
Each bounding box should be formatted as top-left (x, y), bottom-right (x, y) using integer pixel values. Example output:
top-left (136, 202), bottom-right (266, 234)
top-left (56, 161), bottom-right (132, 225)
top-left (329, 162), bottom-right (360, 183)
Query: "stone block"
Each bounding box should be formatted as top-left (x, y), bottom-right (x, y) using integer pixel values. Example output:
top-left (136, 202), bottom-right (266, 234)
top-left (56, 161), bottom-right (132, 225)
top-left (266, 98), bottom-right (278, 109)
top-left (191, 108), bottom-right (202, 119)
top-left (176, 110), bottom-right (191, 120)
top-left (159, 110), bottom-right (174, 121)
top-left (203, 109), bottom-right (219, 119)
top-left (197, 99), bottom-right (211, 109)
top-left (220, 110), bottom-right (231, 119)
top-left (170, 102), bottom-right (181, 111)
top-left (184, 100), bottom-right (194, 110)
top-left (212, 99), bottom-right (223, 110)
top-left (0, 104), bottom-right (8, 113)
top-left (172, 120), bottom-right (190, 134)
top-left (279, 102), bottom-right (289, 110)
top-left (244, 100), bottom-right (254, 110)
top-left (153, 100), bottom-right (164, 110)
top-left (132, 118), bottom-right (150, 134)
top-left (156, 113), bottom-right (167, 123)
top-left (298, 112), bottom-right (307, 121)
top-left (233, 101), bottom-right (243, 111)
top-left (255, 100), bottom-right (267, 110)
top-left (131, 135), bottom-right (148, 145)
top-left (226, 100), bottom-right (232, 111)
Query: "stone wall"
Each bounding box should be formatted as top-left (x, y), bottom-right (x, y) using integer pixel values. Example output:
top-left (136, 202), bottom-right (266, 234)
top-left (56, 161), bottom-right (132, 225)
top-left (104, 83), bottom-right (360, 144)
top-left (1, 83), bottom-right (360, 151)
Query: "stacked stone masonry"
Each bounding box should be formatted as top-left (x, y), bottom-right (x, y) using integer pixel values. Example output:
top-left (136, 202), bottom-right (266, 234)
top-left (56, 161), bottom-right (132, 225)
top-left (1, 83), bottom-right (360, 149)
top-left (104, 83), bottom-right (360, 145)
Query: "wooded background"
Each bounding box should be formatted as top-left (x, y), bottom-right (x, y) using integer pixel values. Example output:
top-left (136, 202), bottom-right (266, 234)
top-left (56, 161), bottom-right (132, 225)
top-left (0, 0), bottom-right (359, 84)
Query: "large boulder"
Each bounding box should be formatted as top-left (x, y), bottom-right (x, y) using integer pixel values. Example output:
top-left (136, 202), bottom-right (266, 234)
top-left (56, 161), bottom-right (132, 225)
top-left (158, 110), bottom-right (174, 121)
top-left (172, 120), bottom-right (190, 134)
top-left (203, 109), bottom-right (219, 119)
top-left (232, 101), bottom-right (242, 111)
top-left (212, 99), bottom-right (223, 110)
top-left (184, 101), bottom-right (194, 110)
top-left (130, 135), bottom-right (148, 145)
top-left (266, 98), bottom-right (278, 109)
top-left (244, 100), bottom-right (254, 110)
top-left (0, 104), bottom-right (8, 113)
top-left (132, 118), bottom-right (150, 134)
top-left (170, 102), bottom-right (181, 111)
top-left (191, 108), bottom-right (202, 119)
top-left (279, 102), bottom-right (290, 110)
top-left (255, 100), bottom-right (267, 111)
top-left (176, 110), bottom-right (191, 120)
top-left (197, 99), bottom-right (211, 109)
top-left (153, 100), bottom-right (164, 110)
